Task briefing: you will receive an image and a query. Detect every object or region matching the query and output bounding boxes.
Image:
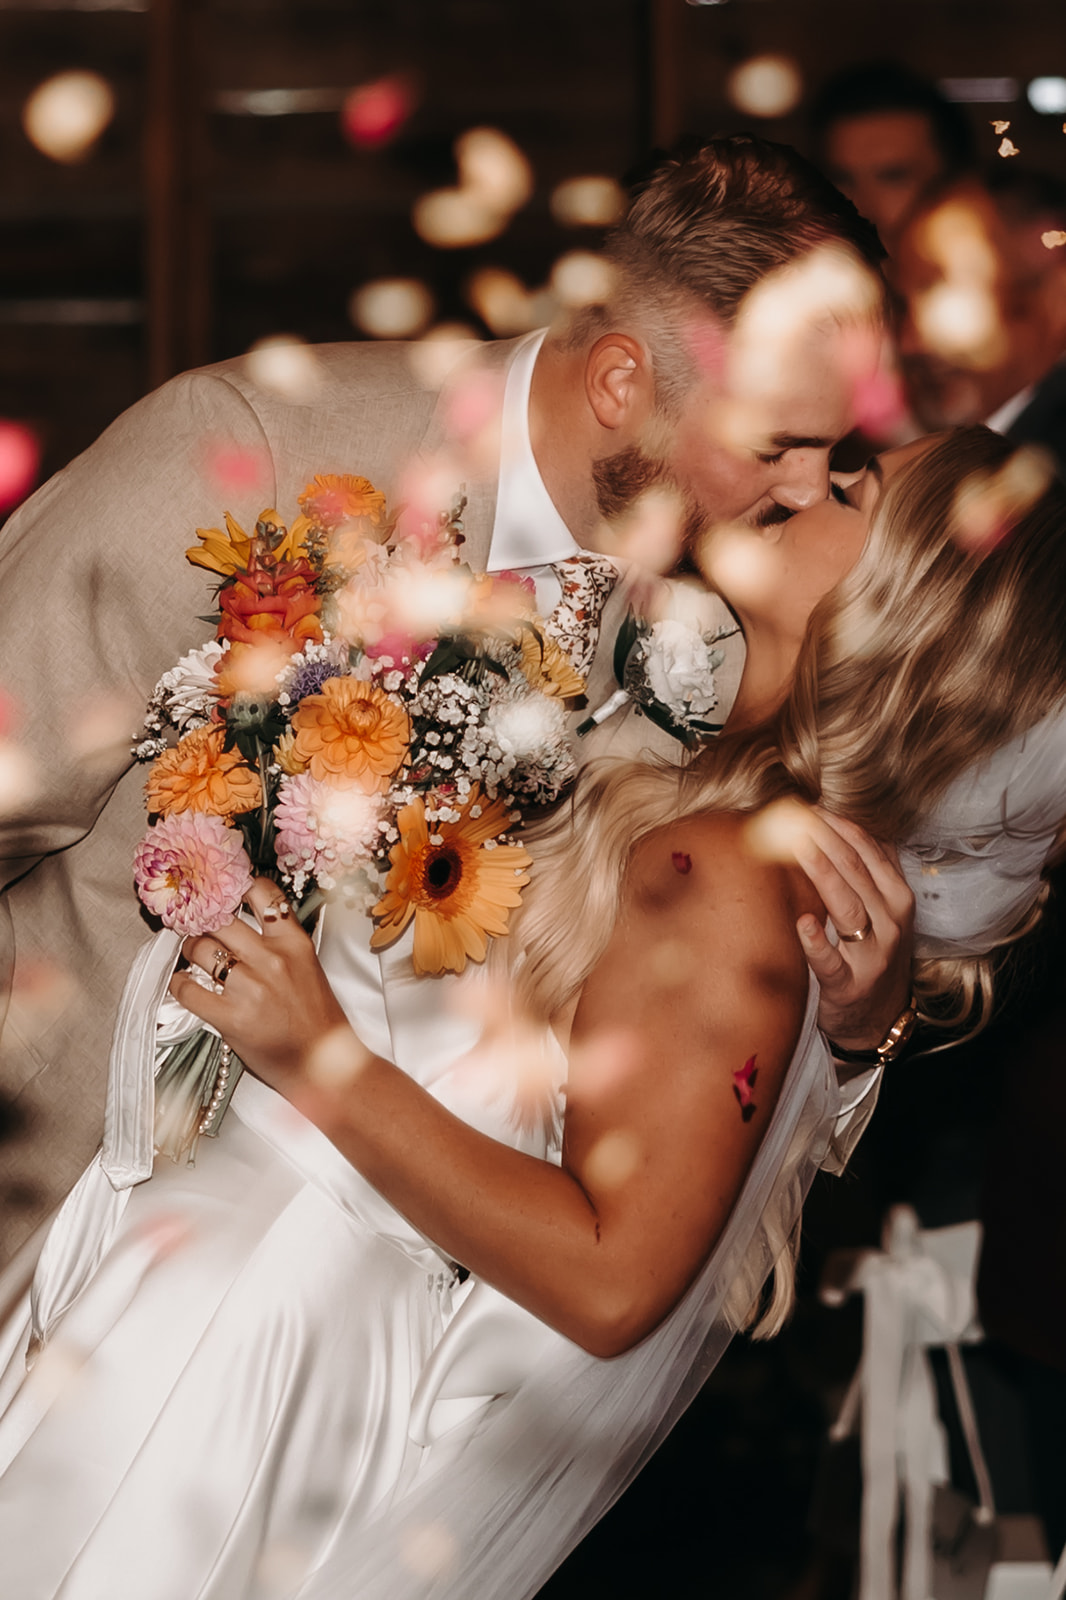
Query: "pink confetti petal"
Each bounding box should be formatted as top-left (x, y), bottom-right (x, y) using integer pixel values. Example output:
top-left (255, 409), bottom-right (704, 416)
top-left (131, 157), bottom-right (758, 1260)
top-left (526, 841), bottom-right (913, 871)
top-left (732, 1054), bottom-right (759, 1121)
top-left (341, 76), bottom-right (413, 149)
top-left (0, 420), bottom-right (41, 512)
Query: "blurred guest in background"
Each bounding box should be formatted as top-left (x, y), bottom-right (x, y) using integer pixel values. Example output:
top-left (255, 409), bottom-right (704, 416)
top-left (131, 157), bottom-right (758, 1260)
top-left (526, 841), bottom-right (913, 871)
top-left (810, 61), bottom-right (976, 252)
top-left (894, 166), bottom-right (1066, 471)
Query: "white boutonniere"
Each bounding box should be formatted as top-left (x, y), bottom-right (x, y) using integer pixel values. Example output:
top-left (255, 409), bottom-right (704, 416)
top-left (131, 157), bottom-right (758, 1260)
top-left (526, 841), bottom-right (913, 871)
top-left (578, 610), bottom-right (737, 749)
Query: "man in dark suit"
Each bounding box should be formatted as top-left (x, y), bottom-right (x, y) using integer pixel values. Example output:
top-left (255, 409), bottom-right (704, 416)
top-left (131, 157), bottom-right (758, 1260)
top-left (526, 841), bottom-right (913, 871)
top-left (895, 165), bottom-right (1066, 473)
top-left (895, 161), bottom-right (1066, 1563)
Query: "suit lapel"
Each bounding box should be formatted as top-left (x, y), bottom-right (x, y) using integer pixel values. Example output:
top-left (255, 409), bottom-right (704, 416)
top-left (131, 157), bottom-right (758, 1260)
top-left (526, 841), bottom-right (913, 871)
top-left (418, 336), bottom-right (528, 573)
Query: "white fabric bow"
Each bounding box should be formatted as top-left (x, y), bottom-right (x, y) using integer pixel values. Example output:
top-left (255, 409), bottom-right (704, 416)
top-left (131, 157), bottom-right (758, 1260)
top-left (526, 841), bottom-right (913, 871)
top-left (823, 1206), bottom-right (992, 1600)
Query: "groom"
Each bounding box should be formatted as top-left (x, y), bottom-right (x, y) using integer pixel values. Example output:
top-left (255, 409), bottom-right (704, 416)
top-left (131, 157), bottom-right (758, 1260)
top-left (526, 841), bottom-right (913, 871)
top-left (0, 135), bottom-right (909, 1259)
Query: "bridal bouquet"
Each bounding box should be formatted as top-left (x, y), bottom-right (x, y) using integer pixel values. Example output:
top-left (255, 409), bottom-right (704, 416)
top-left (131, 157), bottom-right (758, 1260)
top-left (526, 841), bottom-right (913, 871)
top-left (133, 473), bottom-right (586, 1156)
top-left (134, 473), bottom-right (584, 976)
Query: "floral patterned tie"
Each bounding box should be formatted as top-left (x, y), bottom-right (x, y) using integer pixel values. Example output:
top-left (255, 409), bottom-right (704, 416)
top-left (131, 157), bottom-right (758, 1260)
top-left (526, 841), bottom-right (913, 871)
top-left (545, 554), bottom-right (619, 679)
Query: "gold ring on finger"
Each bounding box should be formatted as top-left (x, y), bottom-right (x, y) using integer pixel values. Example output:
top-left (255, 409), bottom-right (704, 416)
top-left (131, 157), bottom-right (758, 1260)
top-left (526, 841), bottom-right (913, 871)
top-left (838, 916), bottom-right (873, 944)
top-left (211, 947), bottom-right (238, 984)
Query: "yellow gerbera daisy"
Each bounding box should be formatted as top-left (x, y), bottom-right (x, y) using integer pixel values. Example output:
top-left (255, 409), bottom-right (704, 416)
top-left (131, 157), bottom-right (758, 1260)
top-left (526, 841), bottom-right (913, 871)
top-left (371, 789), bottom-right (532, 976)
top-left (517, 628), bottom-right (586, 700)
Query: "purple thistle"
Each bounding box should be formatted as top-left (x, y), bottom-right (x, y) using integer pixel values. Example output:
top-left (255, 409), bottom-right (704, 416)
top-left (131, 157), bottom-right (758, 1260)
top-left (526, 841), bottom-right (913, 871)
top-left (288, 658), bottom-right (348, 703)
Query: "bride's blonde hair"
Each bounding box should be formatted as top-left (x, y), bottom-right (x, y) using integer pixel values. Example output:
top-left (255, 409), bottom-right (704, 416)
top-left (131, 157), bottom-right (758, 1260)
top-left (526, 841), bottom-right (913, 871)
top-left (511, 426), bottom-right (1066, 1331)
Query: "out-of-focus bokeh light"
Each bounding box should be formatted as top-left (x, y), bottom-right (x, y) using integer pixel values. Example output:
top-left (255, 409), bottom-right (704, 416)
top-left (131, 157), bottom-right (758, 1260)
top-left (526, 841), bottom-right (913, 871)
top-left (602, 488), bottom-right (685, 577)
top-left (406, 323), bottom-right (479, 390)
top-left (646, 936), bottom-right (698, 988)
top-left (68, 691), bottom-right (142, 764)
top-left (244, 335), bottom-right (323, 401)
top-left (254, 1540), bottom-right (314, 1596)
top-left (456, 126), bottom-right (533, 214)
top-left (220, 638), bottom-right (294, 697)
top-left (201, 440), bottom-right (274, 499)
top-left (550, 175), bottom-right (625, 229)
top-left (1043, 230), bottom-right (1066, 251)
top-left (414, 127), bottom-right (532, 250)
top-left (990, 119), bottom-right (1011, 136)
top-left (8, 957), bottom-right (75, 1039)
top-left (850, 366), bottom-right (908, 435)
top-left (0, 737), bottom-right (38, 817)
top-left (744, 798), bottom-right (816, 864)
top-left (0, 420), bottom-right (41, 511)
top-left (727, 55), bottom-right (803, 119)
top-left (23, 1333), bottom-right (86, 1404)
top-left (413, 188), bottom-right (505, 249)
top-left (917, 282), bottom-right (1000, 361)
top-left (304, 1024), bottom-right (370, 1089)
top-left (909, 200), bottom-right (1004, 368)
top-left (401, 1521), bottom-right (459, 1583)
top-left (950, 444), bottom-right (1054, 554)
top-left (584, 1129), bottom-right (641, 1190)
top-left (22, 70), bottom-right (115, 163)
top-left (466, 268), bottom-right (548, 336)
top-left (341, 74), bottom-right (413, 148)
top-left (712, 245), bottom-right (881, 456)
top-left (550, 251), bottom-right (615, 309)
top-left (350, 278), bottom-right (435, 339)
top-left (1027, 77), bottom-right (1066, 115)
top-left (997, 136), bottom-right (1020, 158)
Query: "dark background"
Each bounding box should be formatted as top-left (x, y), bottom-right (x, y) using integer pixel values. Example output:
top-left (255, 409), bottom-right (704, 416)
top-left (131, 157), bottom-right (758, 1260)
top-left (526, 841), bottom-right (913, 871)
top-left (3, 0), bottom-right (1064, 495)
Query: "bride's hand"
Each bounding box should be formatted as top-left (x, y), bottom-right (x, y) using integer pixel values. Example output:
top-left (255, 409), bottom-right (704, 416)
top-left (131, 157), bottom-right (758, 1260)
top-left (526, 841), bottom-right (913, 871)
top-left (168, 878), bottom-right (353, 1087)
top-left (794, 811), bottom-right (915, 1053)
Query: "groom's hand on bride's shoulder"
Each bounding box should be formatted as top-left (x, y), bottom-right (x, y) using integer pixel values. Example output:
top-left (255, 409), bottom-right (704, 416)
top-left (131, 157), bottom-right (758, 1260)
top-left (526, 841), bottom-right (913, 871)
top-left (792, 811), bottom-right (915, 1056)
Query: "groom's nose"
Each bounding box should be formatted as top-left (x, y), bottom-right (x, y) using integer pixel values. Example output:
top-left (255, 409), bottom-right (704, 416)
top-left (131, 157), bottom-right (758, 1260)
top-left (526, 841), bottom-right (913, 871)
top-left (770, 450), bottom-right (830, 512)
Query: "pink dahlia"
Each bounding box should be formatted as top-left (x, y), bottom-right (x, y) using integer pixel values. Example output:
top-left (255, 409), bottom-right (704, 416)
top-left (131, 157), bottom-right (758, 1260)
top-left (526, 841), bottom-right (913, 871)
top-left (133, 812), bottom-right (254, 937)
top-left (274, 771), bottom-right (381, 890)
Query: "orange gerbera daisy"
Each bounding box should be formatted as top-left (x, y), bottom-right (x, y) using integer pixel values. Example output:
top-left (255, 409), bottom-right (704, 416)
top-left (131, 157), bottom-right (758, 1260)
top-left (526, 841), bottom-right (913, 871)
top-left (297, 474), bottom-right (388, 532)
top-left (145, 726), bottom-right (262, 820)
top-left (370, 789), bottom-right (532, 976)
top-left (290, 677), bottom-right (409, 792)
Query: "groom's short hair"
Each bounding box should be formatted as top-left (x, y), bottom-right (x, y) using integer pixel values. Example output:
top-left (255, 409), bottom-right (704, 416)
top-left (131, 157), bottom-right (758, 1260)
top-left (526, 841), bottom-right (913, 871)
top-left (568, 134), bottom-right (885, 411)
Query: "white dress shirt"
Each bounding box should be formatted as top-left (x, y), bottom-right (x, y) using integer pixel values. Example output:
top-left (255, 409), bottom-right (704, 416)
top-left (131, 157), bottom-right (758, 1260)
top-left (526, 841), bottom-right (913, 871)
top-left (485, 330), bottom-right (581, 616)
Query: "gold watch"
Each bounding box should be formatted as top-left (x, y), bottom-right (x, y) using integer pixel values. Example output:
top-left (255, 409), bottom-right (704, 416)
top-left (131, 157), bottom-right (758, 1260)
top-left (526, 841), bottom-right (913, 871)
top-left (828, 996), bottom-right (919, 1066)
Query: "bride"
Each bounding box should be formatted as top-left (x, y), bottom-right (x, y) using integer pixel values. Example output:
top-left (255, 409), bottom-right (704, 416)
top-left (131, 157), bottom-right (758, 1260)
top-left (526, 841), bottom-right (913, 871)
top-left (2, 426), bottom-right (1065, 1600)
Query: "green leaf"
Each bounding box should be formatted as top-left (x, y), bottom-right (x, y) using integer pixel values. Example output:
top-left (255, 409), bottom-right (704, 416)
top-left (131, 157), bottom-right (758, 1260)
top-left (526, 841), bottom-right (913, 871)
top-left (612, 610), bottom-right (644, 686)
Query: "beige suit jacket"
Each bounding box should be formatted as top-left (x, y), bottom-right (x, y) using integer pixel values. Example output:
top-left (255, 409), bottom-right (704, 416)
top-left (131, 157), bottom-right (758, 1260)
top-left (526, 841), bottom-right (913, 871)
top-left (0, 337), bottom-right (745, 1259)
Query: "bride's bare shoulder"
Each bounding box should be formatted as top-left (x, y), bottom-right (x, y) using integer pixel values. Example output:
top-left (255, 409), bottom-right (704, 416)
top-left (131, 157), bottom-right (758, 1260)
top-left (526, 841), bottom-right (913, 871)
top-left (628, 810), bottom-right (788, 910)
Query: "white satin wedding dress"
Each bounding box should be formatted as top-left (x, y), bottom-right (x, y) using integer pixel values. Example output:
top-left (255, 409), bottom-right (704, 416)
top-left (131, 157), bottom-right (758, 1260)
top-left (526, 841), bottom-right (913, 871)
top-left (0, 901), bottom-right (561, 1600)
top-left (0, 887), bottom-right (840, 1600)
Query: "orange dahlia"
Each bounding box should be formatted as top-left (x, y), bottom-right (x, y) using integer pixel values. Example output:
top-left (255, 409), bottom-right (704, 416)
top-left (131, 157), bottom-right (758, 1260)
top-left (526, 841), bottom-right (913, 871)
top-left (145, 726), bottom-right (262, 820)
top-left (370, 789), bottom-right (532, 976)
top-left (290, 677), bottom-right (409, 792)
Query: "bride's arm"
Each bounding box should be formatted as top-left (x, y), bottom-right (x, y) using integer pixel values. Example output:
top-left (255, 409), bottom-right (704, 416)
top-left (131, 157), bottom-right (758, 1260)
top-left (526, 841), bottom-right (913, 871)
top-left (171, 813), bottom-right (813, 1357)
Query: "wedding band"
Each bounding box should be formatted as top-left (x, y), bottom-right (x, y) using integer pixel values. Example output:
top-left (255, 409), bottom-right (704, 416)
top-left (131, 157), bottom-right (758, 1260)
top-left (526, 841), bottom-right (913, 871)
top-left (838, 916), bottom-right (873, 944)
top-left (211, 947), bottom-right (238, 984)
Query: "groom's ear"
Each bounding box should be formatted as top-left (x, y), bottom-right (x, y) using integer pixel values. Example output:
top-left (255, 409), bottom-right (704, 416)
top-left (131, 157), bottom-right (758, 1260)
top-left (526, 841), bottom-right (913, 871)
top-left (584, 333), bottom-right (654, 432)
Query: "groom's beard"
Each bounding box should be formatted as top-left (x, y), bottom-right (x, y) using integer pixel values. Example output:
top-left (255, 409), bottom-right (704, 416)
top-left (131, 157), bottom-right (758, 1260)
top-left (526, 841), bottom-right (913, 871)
top-left (592, 444), bottom-right (709, 571)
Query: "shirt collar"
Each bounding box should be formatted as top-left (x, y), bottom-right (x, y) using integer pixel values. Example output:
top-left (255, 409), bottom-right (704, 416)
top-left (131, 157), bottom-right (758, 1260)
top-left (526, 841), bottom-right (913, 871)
top-left (984, 385), bottom-right (1035, 436)
top-left (487, 329), bottom-right (581, 572)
